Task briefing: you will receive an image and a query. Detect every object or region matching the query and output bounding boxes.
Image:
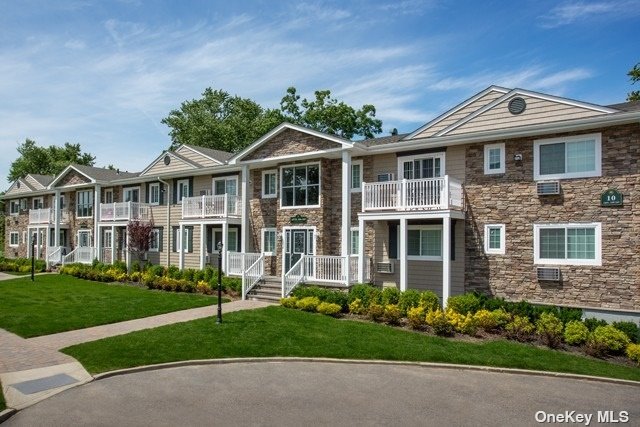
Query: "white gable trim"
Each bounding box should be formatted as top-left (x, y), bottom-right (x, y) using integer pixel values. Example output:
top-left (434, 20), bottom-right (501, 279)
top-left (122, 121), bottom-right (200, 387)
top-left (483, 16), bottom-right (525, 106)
top-left (229, 122), bottom-right (353, 164)
top-left (48, 165), bottom-right (96, 188)
top-left (178, 145), bottom-right (223, 165)
top-left (139, 150), bottom-right (199, 176)
top-left (404, 86), bottom-right (510, 140)
top-left (435, 89), bottom-right (617, 137)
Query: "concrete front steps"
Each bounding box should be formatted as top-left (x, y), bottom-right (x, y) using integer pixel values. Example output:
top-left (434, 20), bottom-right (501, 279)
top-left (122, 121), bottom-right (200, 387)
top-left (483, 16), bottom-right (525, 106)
top-left (246, 276), bottom-right (282, 303)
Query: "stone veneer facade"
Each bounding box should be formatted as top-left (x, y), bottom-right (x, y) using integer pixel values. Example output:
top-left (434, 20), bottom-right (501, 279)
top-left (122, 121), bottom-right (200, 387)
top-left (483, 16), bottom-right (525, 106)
top-left (464, 123), bottom-right (640, 311)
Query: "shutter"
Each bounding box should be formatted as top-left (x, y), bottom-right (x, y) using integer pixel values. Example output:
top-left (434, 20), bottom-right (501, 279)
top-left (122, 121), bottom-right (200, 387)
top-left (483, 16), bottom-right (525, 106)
top-left (159, 183), bottom-right (165, 205)
top-left (450, 220), bottom-right (455, 261)
top-left (389, 223), bottom-right (398, 259)
top-left (172, 180), bottom-right (178, 204)
top-left (187, 226), bottom-right (193, 253)
top-left (172, 227), bottom-right (177, 252)
top-left (145, 183), bottom-right (149, 203)
top-left (188, 177), bottom-right (194, 197)
top-left (158, 227), bottom-right (164, 253)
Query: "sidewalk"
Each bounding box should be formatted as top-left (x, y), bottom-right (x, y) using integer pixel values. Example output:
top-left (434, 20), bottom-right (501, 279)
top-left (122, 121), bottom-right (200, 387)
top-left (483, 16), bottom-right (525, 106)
top-left (0, 300), bottom-right (273, 410)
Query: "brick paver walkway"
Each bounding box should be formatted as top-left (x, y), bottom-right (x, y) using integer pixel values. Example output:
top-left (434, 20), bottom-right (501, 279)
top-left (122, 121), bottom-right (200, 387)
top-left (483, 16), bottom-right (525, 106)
top-left (0, 330), bottom-right (77, 374)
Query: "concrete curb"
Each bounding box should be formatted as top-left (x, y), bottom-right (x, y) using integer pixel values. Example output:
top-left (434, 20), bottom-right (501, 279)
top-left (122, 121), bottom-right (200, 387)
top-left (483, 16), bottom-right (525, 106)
top-left (93, 357), bottom-right (640, 387)
top-left (0, 408), bottom-right (17, 424)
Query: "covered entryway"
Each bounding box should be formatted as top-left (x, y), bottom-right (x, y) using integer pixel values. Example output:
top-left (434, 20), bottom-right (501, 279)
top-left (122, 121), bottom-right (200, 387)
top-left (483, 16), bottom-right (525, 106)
top-left (283, 227), bottom-right (315, 273)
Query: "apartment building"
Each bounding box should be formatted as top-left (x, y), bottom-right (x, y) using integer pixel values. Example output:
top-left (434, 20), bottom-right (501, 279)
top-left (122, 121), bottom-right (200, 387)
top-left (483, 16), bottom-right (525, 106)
top-left (3, 86), bottom-right (639, 321)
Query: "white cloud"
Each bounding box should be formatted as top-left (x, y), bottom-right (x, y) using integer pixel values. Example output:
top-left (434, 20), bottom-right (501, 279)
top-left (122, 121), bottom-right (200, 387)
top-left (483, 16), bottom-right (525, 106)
top-left (64, 39), bottom-right (86, 50)
top-left (540, 1), bottom-right (640, 28)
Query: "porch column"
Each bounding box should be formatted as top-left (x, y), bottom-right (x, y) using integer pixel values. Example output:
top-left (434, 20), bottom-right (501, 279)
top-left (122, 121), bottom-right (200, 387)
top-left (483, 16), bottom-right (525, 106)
top-left (442, 216), bottom-right (451, 308)
top-left (54, 190), bottom-right (61, 247)
top-left (357, 218), bottom-right (365, 283)
top-left (241, 165), bottom-right (250, 253)
top-left (178, 224), bottom-right (185, 269)
top-left (94, 184), bottom-right (101, 261)
top-left (111, 225), bottom-right (115, 264)
top-left (199, 223), bottom-right (206, 270)
top-left (341, 150), bottom-right (351, 284)
top-left (399, 217), bottom-right (408, 291)
top-left (222, 222), bottom-right (229, 273)
top-left (35, 227), bottom-right (42, 258)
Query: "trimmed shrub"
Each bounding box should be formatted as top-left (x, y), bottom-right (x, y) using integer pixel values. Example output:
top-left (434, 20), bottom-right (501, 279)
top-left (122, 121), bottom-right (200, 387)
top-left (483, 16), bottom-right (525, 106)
top-left (348, 298), bottom-right (366, 315)
top-left (348, 284), bottom-right (382, 308)
top-left (398, 290), bottom-right (421, 316)
top-left (418, 291), bottom-right (440, 312)
top-left (563, 320), bottom-right (589, 346)
top-left (407, 306), bottom-right (426, 329)
top-left (584, 318), bottom-right (608, 331)
top-left (446, 293), bottom-right (481, 315)
top-left (612, 321), bottom-right (640, 344)
top-left (381, 287), bottom-right (401, 306)
top-left (0, 257), bottom-right (47, 273)
top-left (586, 325), bottom-right (631, 357)
top-left (367, 303), bottom-right (385, 322)
top-left (292, 286), bottom-right (348, 310)
top-left (626, 343), bottom-right (640, 365)
top-left (446, 309), bottom-right (477, 336)
top-left (222, 276), bottom-right (242, 294)
top-left (535, 312), bottom-right (564, 348)
top-left (280, 297), bottom-right (298, 309)
top-left (473, 309), bottom-right (509, 332)
top-left (317, 302), bottom-right (342, 317)
top-left (505, 315), bottom-right (535, 342)
top-left (296, 297), bottom-right (321, 312)
top-left (426, 308), bottom-right (454, 336)
top-left (196, 280), bottom-right (212, 295)
top-left (384, 304), bottom-right (402, 325)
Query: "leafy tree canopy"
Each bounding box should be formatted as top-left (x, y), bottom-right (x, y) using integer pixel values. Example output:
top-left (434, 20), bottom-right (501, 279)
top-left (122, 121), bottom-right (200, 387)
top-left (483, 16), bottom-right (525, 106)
top-left (162, 86), bottom-right (383, 153)
top-left (8, 139), bottom-right (95, 182)
top-left (627, 62), bottom-right (640, 101)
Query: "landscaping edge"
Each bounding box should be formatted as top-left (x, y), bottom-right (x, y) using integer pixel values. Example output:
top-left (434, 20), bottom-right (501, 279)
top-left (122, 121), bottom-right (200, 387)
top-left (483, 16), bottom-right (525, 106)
top-left (0, 408), bottom-right (17, 424)
top-left (92, 357), bottom-right (640, 387)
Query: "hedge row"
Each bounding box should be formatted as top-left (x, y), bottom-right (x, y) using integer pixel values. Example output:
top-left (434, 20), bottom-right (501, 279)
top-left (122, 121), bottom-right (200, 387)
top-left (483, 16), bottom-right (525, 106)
top-left (0, 257), bottom-right (47, 273)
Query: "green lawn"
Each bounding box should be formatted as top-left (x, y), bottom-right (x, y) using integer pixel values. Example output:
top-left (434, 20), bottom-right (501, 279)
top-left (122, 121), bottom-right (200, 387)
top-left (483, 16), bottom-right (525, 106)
top-left (63, 307), bottom-right (640, 381)
top-left (0, 274), bottom-right (220, 338)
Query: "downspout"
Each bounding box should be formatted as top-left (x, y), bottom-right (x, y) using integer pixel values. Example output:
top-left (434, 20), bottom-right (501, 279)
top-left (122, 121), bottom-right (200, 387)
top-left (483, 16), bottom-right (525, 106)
top-left (158, 177), bottom-right (171, 266)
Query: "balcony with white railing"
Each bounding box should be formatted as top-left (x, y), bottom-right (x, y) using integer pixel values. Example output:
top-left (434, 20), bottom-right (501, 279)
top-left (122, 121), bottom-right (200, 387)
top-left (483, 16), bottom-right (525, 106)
top-left (29, 208), bottom-right (70, 224)
top-left (181, 194), bottom-right (242, 219)
top-left (99, 202), bottom-right (150, 222)
top-left (362, 176), bottom-right (464, 213)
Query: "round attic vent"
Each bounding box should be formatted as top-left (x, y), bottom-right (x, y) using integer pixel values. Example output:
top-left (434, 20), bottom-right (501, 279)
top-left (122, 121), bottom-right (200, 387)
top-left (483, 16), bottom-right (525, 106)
top-left (508, 97), bottom-right (526, 115)
top-left (164, 155), bottom-right (171, 165)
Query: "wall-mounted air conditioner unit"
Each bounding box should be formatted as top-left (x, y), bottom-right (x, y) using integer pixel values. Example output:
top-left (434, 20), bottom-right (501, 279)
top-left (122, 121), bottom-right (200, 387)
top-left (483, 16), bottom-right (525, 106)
top-left (200, 190), bottom-right (212, 196)
top-left (536, 267), bottom-right (560, 281)
top-left (377, 173), bottom-right (395, 182)
top-left (536, 181), bottom-right (560, 196)
top-left (376, 262), bottom-right (394, 274)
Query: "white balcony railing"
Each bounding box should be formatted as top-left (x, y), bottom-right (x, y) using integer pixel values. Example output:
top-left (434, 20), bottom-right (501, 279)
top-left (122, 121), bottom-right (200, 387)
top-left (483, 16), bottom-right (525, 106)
top-left (362, 176), bottom-right (464, 212)
top-left (181, 194), bottom-right (242, 219)
top-left (99, 202), bottom-right (150, 222)
top-left (29, 208), bottom-right (70, 224)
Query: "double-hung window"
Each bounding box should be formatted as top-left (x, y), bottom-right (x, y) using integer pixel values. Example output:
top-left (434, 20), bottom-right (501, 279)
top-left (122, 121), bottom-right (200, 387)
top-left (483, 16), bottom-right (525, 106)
top-left (484, 224), bottom-right (505, 255)
top-left (32, 197), bottom-right (44, 209)
top-left (534, 134), bottom-right (601, 180)
top-left (351, 160), bottom-right (363, 192)
top-left (262, 170), bottom-right (277, 198)
top-left (149, 183), bottom-right (160, 205)
top-left (484, 143), bottom-right (505, 174)
top-left (262, 228), bottom-right (276, 255)
top-left (407, 225), bottom-right (442, 260)
top-left (177, 179), bottom-right (190, 204)
top-left (9, 232), bottom-right (19, 247)
top-left (9, 200), bottom-right (19, 215)
top-left (123, 187), bottom-right (139, 203)
top-left (281, 163), bottom-right (320, 207)
top-left (149, 228), bottom-right (161, 252)
top-left (350, 227), bottom-right (360, 254)
top-left (534, 223), bottom-right (601, 266)
top-left (76, 190), bottom-right (93, 217)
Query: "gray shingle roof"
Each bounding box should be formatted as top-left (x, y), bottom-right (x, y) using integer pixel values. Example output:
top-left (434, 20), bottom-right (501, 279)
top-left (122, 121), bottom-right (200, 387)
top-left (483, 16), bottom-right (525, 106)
top-left (72, 164), bottom-right (139, 182)
top-left (360, 133), bottom-right (410, 147)
top-left (183, 144), bottom-right (234, 163)
top-left (29, 174), bottom-right (55, 187)
top-left (606, 100), bottom-right (640, 112)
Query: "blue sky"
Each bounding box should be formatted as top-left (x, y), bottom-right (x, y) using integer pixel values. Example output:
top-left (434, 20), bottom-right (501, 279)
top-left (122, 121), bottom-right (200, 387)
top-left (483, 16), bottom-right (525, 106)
top-left (1, 0), bottom-right (638, 186)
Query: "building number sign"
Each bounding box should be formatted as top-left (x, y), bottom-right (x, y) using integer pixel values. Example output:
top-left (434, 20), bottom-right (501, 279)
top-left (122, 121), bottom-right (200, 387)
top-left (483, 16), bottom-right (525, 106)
top-left (600, 189), bottom-right (623, 207)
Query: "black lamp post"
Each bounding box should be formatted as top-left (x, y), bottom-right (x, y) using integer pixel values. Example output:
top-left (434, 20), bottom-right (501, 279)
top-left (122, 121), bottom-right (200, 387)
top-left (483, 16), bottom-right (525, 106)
top-left (31, 235), bottom-right (36, 282)
top-left (216, 241), bottom-right (223, 324)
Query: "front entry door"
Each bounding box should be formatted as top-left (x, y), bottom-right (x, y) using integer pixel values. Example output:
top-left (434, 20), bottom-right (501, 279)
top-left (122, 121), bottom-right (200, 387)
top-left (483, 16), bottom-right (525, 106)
top-left (284, 229), bottom-right (314, 273)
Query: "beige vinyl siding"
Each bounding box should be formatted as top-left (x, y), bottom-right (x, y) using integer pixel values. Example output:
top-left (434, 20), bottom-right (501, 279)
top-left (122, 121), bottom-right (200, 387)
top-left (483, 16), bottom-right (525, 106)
top-left (447, 96), bottom-right (606, 136)
top-left (192, 175), bottom-right (212, 196)
top-left (446, 145), bottom-right (465, 182)
top-left (175, 146), bottom-right (219, 167)
top-left (413, 90), bottom-right (506, 139)
top-left (5, 180), bottom-right (34, 196)
top-left (370, 153), bottom-right (397, 180)
top-left (144, 156), bottom-right (197, 176)
top-left (24, 176), bottom-right (45, 190)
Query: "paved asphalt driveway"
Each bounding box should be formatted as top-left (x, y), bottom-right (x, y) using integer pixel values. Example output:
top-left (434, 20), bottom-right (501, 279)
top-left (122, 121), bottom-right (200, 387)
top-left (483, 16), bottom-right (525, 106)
top-left (5, 361), bottom-right (639, 426)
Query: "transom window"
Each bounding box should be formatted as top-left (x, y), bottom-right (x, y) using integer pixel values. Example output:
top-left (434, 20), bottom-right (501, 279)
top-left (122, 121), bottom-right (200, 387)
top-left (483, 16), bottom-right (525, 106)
top-left (534, 223), bottom-right (601, 266)
top-left (484, 224), bottom-right (505, 254)
top-left (399, 154), bottom-right (444, 180)
top-left (76, 190), bottom-right (93, 217)
top-left (408, 225), bottom-right (442, 260)
top-left (262, 170), bottom-right (277, 198)
top-left (534, 134), bottom-right (601, 180)
top-left (262, 228), bottom-right (276, 255)
top-left (281, 163), bottom-right (320, 207)
top-left (149, 183), bottom-right (160, 205)
top-left (484, 143), bottom-right (505, 174)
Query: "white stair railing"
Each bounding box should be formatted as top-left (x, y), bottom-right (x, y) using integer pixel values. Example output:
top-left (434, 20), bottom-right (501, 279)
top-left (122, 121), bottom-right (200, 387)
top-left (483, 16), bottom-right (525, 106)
top-left (283, 255), bottom-right (306, 297)
top-left (46, 246), bottom-right (63, 267)
top-left (227, 252), bottom-right (261, 276)
top-left (63, 247), bottom-right (97, 265)
top-left (242, 254), bottom-right (264, 300)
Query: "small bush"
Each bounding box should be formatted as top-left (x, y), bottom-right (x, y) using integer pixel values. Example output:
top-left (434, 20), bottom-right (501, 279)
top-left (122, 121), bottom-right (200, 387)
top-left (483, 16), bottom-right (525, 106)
top-left (586, 325), bottom-right (631, 357)
top-left (407, 306), bottom-right (426, 329)
top-left (612, 321), bottom-right (640, 344)
top-left (317, 302), bottom-right (342, 317)
top-left (426, 308), bottom-right (454, 336)
top-left (296, 297), bottom-right (321, 312)
top-left (473, 309), bottom-right (509, 332)
top-left (505, 315), bottom-right (535, 342)
top-left (348, 284), bottom-right (381, 308)
top-left (196, 280), bottom-right (211, 295)
top-left (384, 304), bottom-right (402, 325)
top-left (398, 290), bottom-right (421, 316)
top-left (446, 309), bottom-right (477, 336)
top-left (584, 318), bottom-right (607, 331)
top-left (292, 286), bottom-right (348, 310)
top-left (367, 303), bottom-right (385, 322)
top-left (563, 320), bottom-right (589, 346)
top-left (381, 287), bottom-right (401, 305)
top-left (222, 276), bottom-right (242, 294)
top-left (446, 293), bottom-right (481, 315)
top-left (626, 343), bottom-right (640, 365)
top-left (348, 298), bottom-right (366, 315)
top-left (418, 291), bottom-right (440, 312)
top-left (535, 312), bottom-right (564, 348)
top-left (280, 297), bottom-right (298, 309)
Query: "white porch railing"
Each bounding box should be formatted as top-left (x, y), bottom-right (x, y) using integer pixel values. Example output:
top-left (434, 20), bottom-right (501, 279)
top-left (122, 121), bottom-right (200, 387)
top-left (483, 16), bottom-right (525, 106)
top-left (242, 255), bottom-right (264, 300)
top-left (29, 208), bottom-right (70, 224)
top-left (99, 202), bottom-right (150, 221)
top-left (362, 176), bottom-right (464, 212)
top-left (46, 246), bottom-right (63, 267)
top-left (349, 255), bottom-right (371, 283)
top-left (283, 254), bottom-right (371, 296)
top-left (63, 247), bottom-right (97, 264)
top-left (181, 194), bottom-right (242, 219)
top-left (227, 252), bottom-right (261, 276)
top-left (283, 256), bottom-right (306, 297)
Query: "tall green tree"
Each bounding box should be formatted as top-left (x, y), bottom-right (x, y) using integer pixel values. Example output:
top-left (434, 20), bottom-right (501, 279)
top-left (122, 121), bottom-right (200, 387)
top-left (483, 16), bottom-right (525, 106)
top-left (627, 62), bottom-right (640, 101)
top-left (8, 139), bottom-right (95, 181)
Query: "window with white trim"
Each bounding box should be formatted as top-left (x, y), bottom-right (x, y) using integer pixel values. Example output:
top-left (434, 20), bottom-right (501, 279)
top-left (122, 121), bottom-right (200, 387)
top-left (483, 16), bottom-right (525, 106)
top-left (104, 188), bottom-right (113, 204)
top-left (262, 170), bottom-right (277, 198)
top-left (213, 177), bottom-right (237, 196)
top-left (177, 179), bottom-right (189, 204)
top-left (9, 232), bottom-right (19, 247)
top-left (103, 229), bottom-right (113, 249)
top-left (76, 190), bottom-right (93, 217)
top-left (484, 224), bottom-right (505, 255)
top-left (351, 160), bottom-right (363, 191)
top-left (123, 187), bottom-right (139, 203)
top-left (407, 225), bottom-right (442, 260)
top-left (350, 227), bottom-right (360, 254)
top-left (484, 143), bottom-right (505, 174)
top-left (534, 223), bottom-right (601, 266)
top-left (534, 133), bottom-right (601, 180)
top-left (174, 227), bottom-right (192, 253)
top-left (149, 183), bottom-right (160, 205)
top-left (149, 228), bottom-right (160, 252)
top-left (32, 197), bottom-right (44, 209)
top-left (9, 200), bottom-right (20, 215)
top-left (262, 228), bottom-right (276, 255)
top-left (281, 163), bottom-right (320, 207)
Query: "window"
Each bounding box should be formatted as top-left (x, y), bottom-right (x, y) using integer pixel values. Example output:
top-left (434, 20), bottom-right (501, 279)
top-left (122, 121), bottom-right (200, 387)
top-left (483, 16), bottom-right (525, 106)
top-left (174, 227), bottom-right (193, 253)
top-left (534, 134), bottom-right (601, 180)
top-left (213, 177), bottom-right (237, 196)
top-left (59, 195), bottom-right (66, 210)
top-left (104, 189), bottom-right (113, 204)
top-left (281, 163), bottom-right (320, 207)
top-left (350, 227), bottom-right (360, 254)
top-left (484, 224), bottom-right (505, 255)
top-left (123, 187), bottom-right (139, 203)
top-left (149, 229), bottom-right (161, 252)
top-left (262, 228), bottom-right (276, 255)
top-left (534, 223), bottom-right (601, 266)
top-left (104, 230), bottom-right (113, 249)
top-left (9, 232), bottom-right (19, 247)
top-left (399, 154), bottom-right (445, 180)
top-left (351, 161), bottom-right (363, 192)
top-left (484, 143), bottom-right (505, 174)
top-left (262, 170), bottom-right (277, 198)
top-left (32, 197), bottom-right (44, 209)
top-left (407, 226), bottom-right (442, 260)
top-left (76, 190), bottom-right (93, 217)
top-left (149, 183), bottom-right (160, 205)
top-left (177, 179), bottom-right (190, 203)
top-left (9, 200), bottom-right (19, 215)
